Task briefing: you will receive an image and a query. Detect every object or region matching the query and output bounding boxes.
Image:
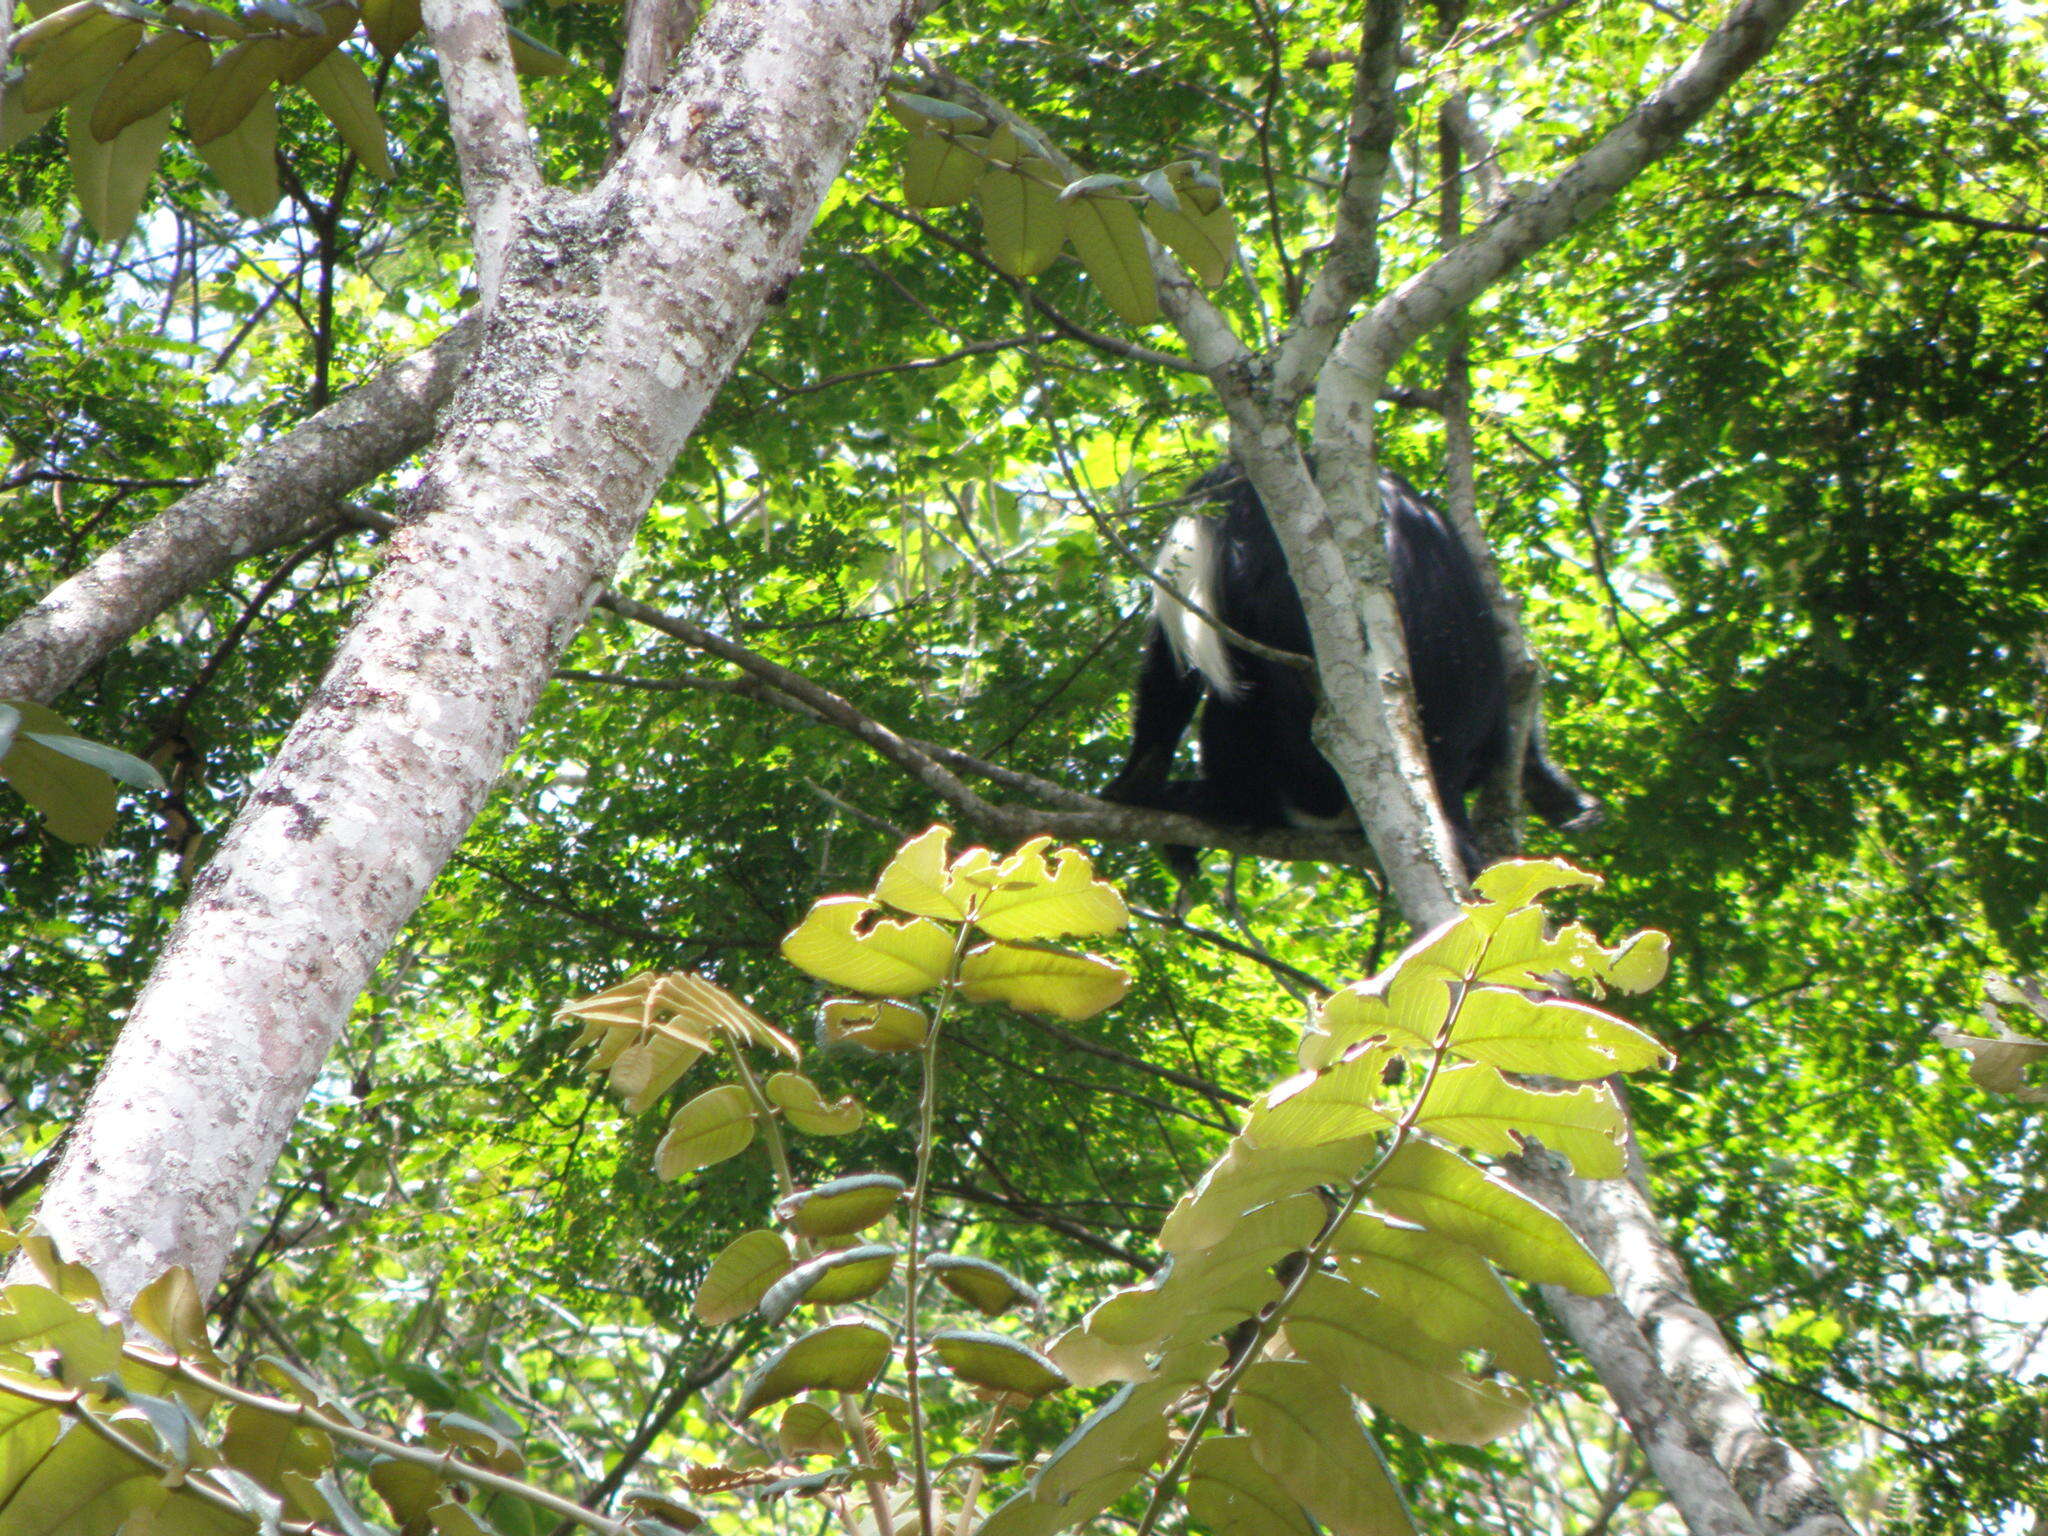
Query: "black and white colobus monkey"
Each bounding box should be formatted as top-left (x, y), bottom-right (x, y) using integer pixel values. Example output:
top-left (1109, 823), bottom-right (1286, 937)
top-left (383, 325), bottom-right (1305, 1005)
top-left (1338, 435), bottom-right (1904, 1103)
top-left (1102, 462), bottom-right (1601, 874)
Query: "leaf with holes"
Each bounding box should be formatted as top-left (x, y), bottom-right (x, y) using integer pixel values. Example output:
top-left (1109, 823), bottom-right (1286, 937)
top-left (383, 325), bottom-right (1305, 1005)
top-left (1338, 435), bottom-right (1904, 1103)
top-left (781, 897), bottom-right (954, 996)
top-left (764, 1072), bottom-right (863, 1136)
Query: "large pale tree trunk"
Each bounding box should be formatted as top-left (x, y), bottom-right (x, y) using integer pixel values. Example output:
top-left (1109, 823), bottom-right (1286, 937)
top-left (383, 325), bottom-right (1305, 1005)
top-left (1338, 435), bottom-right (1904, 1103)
top-left (25, 0), bottom-right (918, 1309)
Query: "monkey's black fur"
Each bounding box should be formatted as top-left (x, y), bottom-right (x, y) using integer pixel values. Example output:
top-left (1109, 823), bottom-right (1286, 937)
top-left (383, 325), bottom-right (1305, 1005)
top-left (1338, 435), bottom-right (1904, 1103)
top-left (1102, 463), bottom-right (1600, 874)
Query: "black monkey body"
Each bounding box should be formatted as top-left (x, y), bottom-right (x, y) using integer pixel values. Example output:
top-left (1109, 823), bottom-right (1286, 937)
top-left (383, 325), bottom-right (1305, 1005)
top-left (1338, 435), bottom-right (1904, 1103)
top-left (1103, 463), bottom-right (1600, 873)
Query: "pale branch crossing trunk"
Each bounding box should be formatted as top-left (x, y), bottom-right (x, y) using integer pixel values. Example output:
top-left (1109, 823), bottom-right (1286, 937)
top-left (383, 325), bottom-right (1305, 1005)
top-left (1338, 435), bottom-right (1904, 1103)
top-left (0, 316), bottom-right (479, 705)
top-left (22, 0), bottom-right (921, 1309)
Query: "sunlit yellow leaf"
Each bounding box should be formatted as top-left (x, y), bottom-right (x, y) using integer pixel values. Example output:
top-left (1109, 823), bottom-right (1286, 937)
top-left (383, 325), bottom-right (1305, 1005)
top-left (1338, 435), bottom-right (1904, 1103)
top-left (1366, 1139), bottom-right (1607, 1294)
top-left (974, 837), bottom-right (1129, 941)
top-left (817, 997), bottom-right (927, 1053)
top-left (977, 165), bottom-right (1064, 277)
top-left (764, 1071), bottom-right (863, 1136)
top-left (872, 824), bottom-right (968, 920)
top-left (958, 941), bottom-right (1128, 1021)
top-left (1413, 1063), bottom-right (1625, 1178)
top-left (780, 896), bottom-right (954, 996)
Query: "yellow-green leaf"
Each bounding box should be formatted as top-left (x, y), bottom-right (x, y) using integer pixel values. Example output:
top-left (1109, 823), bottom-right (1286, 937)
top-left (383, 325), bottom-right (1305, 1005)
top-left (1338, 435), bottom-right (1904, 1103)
top-left (0, 699), bottom-right (118, 839)
top-left (20, 7), bottom-right (143, 113)
top-left (1063, 190), bottom-right (1157, 324)
top-left (884, 90), bottom-right (986, 133)
top-left (1436, 987), bottom-right (1671, 1080)
top-left (1234, 1363), bottom-right (1414, 1536)
top-left (1469, 857), bottom-right (1601, 911)
top-left (693, 1229), bottom-right (793, 1325)
top-left (1142, 192), bottom-right (1234, 288)
top-left (183, 35), bottom-right (289, 144)
top-left (736, 1322), bottom-right (892, 1416)
top-left (1157, 1135), bottom-right (1376, 1255)
top-left (604, 1029), bottom-right (707, 1115)
top-left (190, 88), bottom-right (278, 215)
top-left (1367, 1139), bottom-right (1607, 1294)
top-left (653, 1084), bottom-right (756, 1179)
top-left (973, 837), bottom-right (1129, 941)
top-left (357, 0), bottom-right (419, 51)
top-left (930, 1329), bottom-right (1066, 1399)
top-left (776, 1402), bottom-right (844, 1458)
top-left (817, 997), bottom-right (927, 1053)
top-left (764, 1071), bottom-right (863, 1136)
top-left (506, 25), bottom-right (569, 77)
top-left (87, 29), bottom-right (210, 140)
top-left (1328, 1212), bottom-right (1556, 1382)
top-left (1282, 1273), bottom-right (1531, 1445)
top-left (759, 1245), bottom-right (897, 1323)
top-left (977, 165), bottom-right (1064, 277)
top-left (926, 1253), bottom-right (1039, 1317)
top-left (1244, 1047), bottom-right (1397, 1151)
top-left (902, 129), bottom-right (989, 209)
top-left (1, 83), bottom-right (59, 151)
top-left (1186, 1435), bottom-right (1315, 1536)
top-left (780, 896), bottom-right (954, 996)
top-left (775, 1173), bottom-right (904, 1238)
top-left (872, 824), bottom-right (968, 920)
top-left (274, 0), bottom-right (356, 85)
top-left (1412, 1063), bottom-right (1626, 1178)
top-left (162, 1), bottom-right (248, 38)
top-left (958, 941), bottom-right (1128, 1021)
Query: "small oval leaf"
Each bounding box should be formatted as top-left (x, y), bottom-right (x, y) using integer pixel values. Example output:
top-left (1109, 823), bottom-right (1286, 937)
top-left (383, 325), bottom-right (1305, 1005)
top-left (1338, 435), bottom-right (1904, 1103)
top-left (928, 1330), bottom-right (1065, 1399)
top-left (758, 1245), bottom-right (897, 1324)
top-left (764, 1072), bottom-right (864, 1136)
top-left (654, 1084), bottom-right (757, 1180)
top-left (926, 1254), bottom-right (1039, 1317)
top-left (775, 1174), bottom-right (905, 1238)
top-left (694, 1230), bottom-right (794, 1325)
top-left (736, 1323), bottom-right (892, 1417)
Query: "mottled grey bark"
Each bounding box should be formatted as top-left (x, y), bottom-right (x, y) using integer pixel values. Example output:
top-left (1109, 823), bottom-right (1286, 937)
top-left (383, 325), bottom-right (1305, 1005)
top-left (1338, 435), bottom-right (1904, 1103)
top-left (27, 0), bottom-right (920, 1308)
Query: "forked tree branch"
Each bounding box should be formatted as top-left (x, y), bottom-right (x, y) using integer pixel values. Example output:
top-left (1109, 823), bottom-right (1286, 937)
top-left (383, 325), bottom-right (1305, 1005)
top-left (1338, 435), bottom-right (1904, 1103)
top-left (421, 0), bottom-right (542, 302)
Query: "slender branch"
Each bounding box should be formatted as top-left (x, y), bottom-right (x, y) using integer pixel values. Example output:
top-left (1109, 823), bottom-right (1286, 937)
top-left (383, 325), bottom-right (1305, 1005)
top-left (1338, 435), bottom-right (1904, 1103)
top-left (0, 318), bottom-right (482, 705)
top-left (611, 0), bottom-right (701, 156)
top-left (1332, 0), bottom-right (1808, 384)
top-left (1271, 0), bottom-right (1408, 404)
top-left (420, 0), bottom-right (542, 302)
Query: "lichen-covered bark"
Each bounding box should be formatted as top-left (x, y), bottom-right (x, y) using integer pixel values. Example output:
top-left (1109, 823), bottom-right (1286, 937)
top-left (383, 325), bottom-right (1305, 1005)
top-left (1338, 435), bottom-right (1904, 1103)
top-left (28, 0), bottom-right (920, 1307)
